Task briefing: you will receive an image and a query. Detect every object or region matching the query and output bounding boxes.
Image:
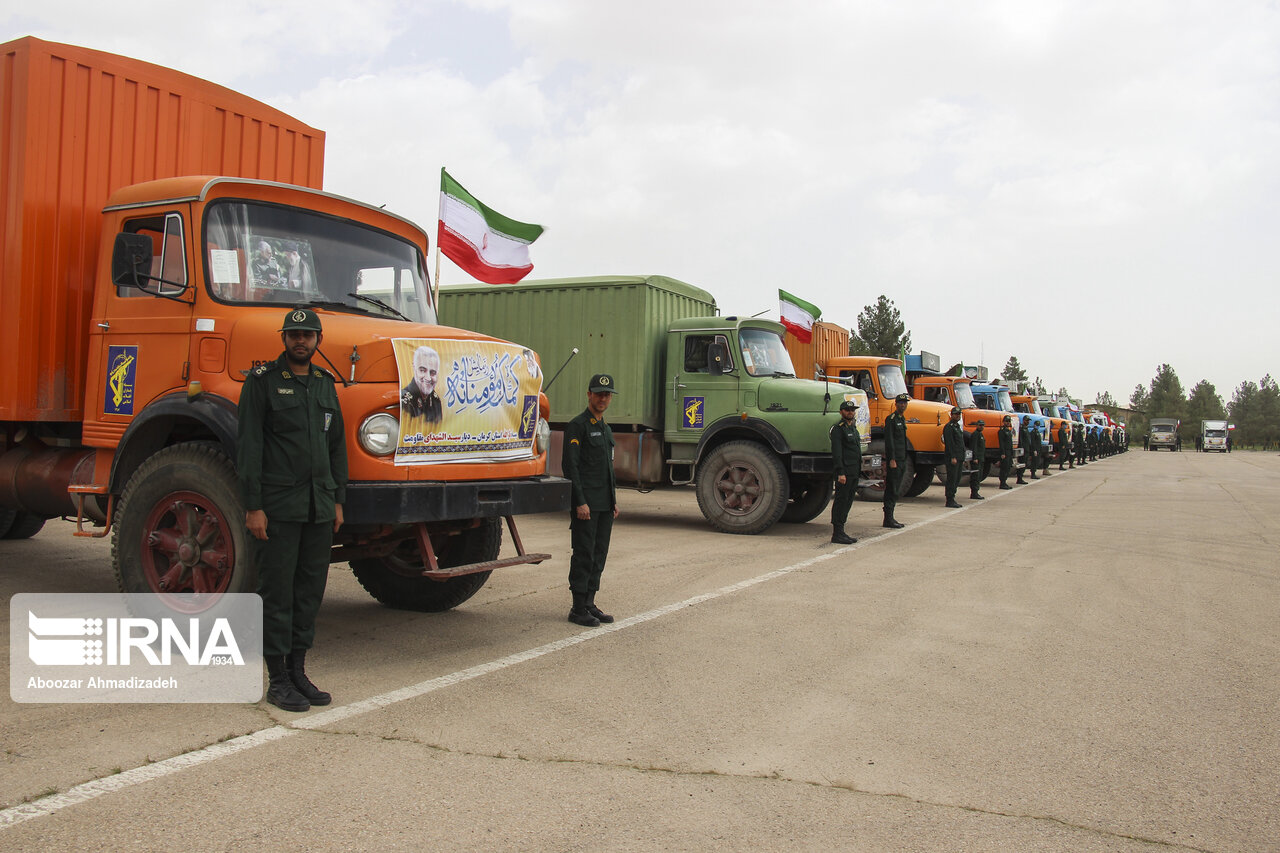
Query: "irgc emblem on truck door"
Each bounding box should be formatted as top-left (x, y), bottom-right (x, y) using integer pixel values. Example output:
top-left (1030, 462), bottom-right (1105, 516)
top-left (104, 345), bottom-right (138, 416)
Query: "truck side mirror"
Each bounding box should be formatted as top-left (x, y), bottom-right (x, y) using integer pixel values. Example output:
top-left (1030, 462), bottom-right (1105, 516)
top-left (111, 232), bottom-right (154, 290)
top-left (707, 342), bottom-right (727, 375)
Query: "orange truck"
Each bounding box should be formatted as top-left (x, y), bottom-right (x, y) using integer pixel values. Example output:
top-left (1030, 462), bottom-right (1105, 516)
top-left (0, 37), bottom-right (568, 610)
top-left (785, 330), bottom-right (964, 498)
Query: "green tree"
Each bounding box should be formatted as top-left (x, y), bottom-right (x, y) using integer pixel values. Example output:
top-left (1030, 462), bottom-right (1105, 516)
top-left (1096, 391), bottom-right (1116, 407)
top-left (1228, 380), bottom-right (1259, 445)
top-left (1002, 356), bottom-right (1028, 388)
top-left (1130, 383), bottom-right (1149, 411)
top-left (851, 295), bottom-right (911, 359)
top-left (1259, 375), bottom-right (1280, 448)
top-left (1185, 380), bottom-right (1226, 430)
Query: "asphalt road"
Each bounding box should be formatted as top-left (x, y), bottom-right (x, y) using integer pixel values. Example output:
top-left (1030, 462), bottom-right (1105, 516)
top-left (2, 449), bottom-right (1277, 851)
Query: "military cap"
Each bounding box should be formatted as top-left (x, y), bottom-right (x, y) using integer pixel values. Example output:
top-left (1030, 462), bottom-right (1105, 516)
top-left (894, 393), bottom-right (910, 402)
top-left (280, 308), bottom-right (323, 332)
top-left (1003, 415), bottom-right (1012, 423)
top-left (950, 406), bottom-right (962, 416)
top-left (839, 399), bottom-right (859, 411)
top-left (588, 373), bottom-right (617, 394)
top-left (975, 419), bottom-right (986, 426)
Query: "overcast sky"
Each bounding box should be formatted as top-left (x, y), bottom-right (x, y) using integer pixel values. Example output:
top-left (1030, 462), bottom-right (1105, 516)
top-left (6, 1), bottom-right (1277, 406)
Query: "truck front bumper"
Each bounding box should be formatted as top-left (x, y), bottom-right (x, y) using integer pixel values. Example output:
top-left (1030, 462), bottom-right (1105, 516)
top-left (343, 476), bottom-right (571, 525)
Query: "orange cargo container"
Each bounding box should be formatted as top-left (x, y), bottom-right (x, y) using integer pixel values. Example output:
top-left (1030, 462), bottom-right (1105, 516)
top-left (782, 321), bottom-right (848, 381)
top-left (0, 37), bottom-right (567, 608)
top-left (0, 36), bottom-right (324, 422)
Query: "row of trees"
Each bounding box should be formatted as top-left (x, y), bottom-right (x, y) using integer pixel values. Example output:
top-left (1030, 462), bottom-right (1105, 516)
top-left (842, 296), bottom-right (1277, 448)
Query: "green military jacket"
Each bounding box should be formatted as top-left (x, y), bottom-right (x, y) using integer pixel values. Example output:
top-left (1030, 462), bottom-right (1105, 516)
top-left (563, 408), bottom-right (616, 511)
top-left (238, 353), bottom-right (347, 523)
top-left (884, 411), bottom-right (908, 462)
top-left (1027, 425), bottom-right (1042, 453)
top-left (829, 418), bottom-right (862, 477)
top-left (942, 420), bottom-right (966, 460)
top-left (970, 427), bottom-right (986, 460)
top-left (998, 426), bottom-right (1014, 457)
top-left (1058, 424), bottom-right (1070, 449)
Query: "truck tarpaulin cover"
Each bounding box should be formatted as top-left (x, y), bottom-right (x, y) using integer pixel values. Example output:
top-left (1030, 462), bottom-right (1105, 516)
top-left (393, 338), bottom-right (541, 465)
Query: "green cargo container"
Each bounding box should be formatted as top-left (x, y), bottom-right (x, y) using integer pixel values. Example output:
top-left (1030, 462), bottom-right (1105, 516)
top-left (439, 276), bottom-right (716, 429)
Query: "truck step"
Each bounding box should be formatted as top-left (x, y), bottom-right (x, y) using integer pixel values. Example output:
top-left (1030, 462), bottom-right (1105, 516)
top-left (421, 553), bottom-right (551, 579)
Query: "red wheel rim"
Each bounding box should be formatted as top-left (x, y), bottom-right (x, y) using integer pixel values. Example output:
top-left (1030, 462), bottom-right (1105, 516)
top-left (139, 490), bottom-right (237, 612)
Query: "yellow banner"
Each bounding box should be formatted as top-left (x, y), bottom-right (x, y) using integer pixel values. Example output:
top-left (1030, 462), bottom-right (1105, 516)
top-left (392, 338), bottom-right (541, 464)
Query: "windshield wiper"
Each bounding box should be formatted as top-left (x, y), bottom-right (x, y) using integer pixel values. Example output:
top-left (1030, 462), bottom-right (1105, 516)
top-left (347, 292), bottom-right (410, 322)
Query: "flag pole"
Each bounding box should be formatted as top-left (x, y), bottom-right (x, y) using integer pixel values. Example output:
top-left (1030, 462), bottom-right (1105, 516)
top-left (433, 167), bottom-right (445, 316)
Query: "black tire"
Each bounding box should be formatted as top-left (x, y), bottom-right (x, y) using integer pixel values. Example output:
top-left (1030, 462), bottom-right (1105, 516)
top-left (112, 443), bottom-right (251, 608)
top-left (780, 476), bottom-right (833, 523)
top-left (903, 464), bottom-right (935, 497)
top-left (350, 517), bottom-right (499, 612)
top-left (2, 511), bottom-right (47, 540)
top-left (695, 440), bottom-right (788, 534)
top-left (0, 507), bottom-right (16, 538)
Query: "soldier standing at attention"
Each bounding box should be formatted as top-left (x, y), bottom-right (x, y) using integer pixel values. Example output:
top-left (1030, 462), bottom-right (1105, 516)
top-left (1016, 417), bottom-right (1031, 484)
top-left (968, 419), bottom-right (986, 500)
top-left (829, 399), bottom-right (861, 544)
top-left (1075, 425), bottom-right (1088, 465)
top-left (942, 406), bottom-right (965, 508)
top-left (562, 373), bottom-right (620, 627)
top-left (998, 416), bottom-right (1015, 489)
top-left (1026, 422), bottom-right (1043, 479)
top-left (1058, 421), bottom-right (1073, 469)
top-left (882, 393), bottom-right (909, 529)
top-left (238, 308), bottom-right (347, 712)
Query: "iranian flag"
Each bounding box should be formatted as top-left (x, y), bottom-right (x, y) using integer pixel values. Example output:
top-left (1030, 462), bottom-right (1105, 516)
top-left (779, 289), bottom-right (822, 343)
top-left (438, 169), bottom-right (544, 284)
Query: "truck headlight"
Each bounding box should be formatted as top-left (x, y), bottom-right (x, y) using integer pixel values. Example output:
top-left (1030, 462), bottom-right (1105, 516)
top-left (535, 417), bottom-right (551, 453)
top-left (359, 413), bottom-right (399, 456)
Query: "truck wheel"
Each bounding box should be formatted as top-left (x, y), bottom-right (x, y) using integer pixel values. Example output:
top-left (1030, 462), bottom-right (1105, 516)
top-left (2, 511), bottom-right (47, 540)
top-left (780, 476), bottom-right (833, 524)
top-left (695, 441), bottom-right (788, 534)
top-left (903, 464), bottom-right (935, 497)
top-left (0, 507), bottom-right (16, 538)
top-left (350, 518), bottom-right (499, 612)
top-left (112, 443), bottom-right (250, 602)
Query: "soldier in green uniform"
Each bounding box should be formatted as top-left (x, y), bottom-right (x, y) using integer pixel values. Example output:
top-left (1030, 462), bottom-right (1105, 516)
top-left (1016, 417), bottom-right (1031, 484)
top-left (1074, 424), bottom-right (1088, 465)
top-left (238, 308), bottom-right (347, 712)
top-left (882, 393), bottom-right (909, 529)
top-left (968, 419), bottom-right (986, 500)
top-left (998, 415), bottom-right (1015, 489)
top-left (942, 406), bottom-right (965, 508)
top-left (562, 373), bottom-right (620, 627)
top-left (1026, 421), bottom-right (1042, 479)
top-left (829, 399), bottom-right (861, 544)
top-left (1058, 421), bottom-right (1073, 469)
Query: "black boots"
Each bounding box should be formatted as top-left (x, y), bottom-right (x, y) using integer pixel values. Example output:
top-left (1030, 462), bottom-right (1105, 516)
top-left (265, 655), bottom-right (309, 712)
top-left (999, 481), bottom-right (1012, 490)
top-left (969, 491), bottom-right (984, 500)
top-left (569, 591), bottom-right (613, 627)
top-left (286, 649), bottom-right (331, 706)
top-left (831, 524), bottom-right (856, 544)
top-left (882, 509), bottom-right (904, 529)
top-left (586, 590), bottom-right (614, 624)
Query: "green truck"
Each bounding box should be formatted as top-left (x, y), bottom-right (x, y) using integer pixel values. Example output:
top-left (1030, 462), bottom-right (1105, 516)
top-left (439, 276), bottom-right (877, 534)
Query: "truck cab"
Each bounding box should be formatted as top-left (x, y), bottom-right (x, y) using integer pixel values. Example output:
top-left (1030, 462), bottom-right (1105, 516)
top-left (909, 373), bottom-right (1019, 477)
top-left (974, 382), bottom-right (1050, 464)
top-left (818, 354), bottom-right (952, 499)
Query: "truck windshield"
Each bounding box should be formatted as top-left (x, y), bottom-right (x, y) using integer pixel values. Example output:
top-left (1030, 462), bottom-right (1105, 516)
top-left (739, 329), bottom-right (796, 377)
top-left (204, 200), bottom-right (435, 323)
top-left (997, 390), bottom-right (1016, 413)
top-left (878, 365), bottom-right (908, 397)
top-left (1152, 424), bottom-right (1174, 433)
top-left (1206, 429), bottom-right (1226, 437)
top-left (953, 382), bottom-right (977, 409)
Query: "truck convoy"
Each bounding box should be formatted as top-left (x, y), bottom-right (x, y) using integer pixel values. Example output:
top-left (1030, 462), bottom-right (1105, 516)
top-left (438, 276), bottom-right (877, 534)
top-left (0, 36), bottom-right (569, 610)
top-left (907, 364), bottom-right (1019, 480)
top-left (1201, 420), bottom-right (1228, 452)
top-left (972, 381), bottom-right (1050, 469)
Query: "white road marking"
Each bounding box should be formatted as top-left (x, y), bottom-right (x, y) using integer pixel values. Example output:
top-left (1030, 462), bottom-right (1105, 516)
top-left (1, 473), bottom-right (1066, 829)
